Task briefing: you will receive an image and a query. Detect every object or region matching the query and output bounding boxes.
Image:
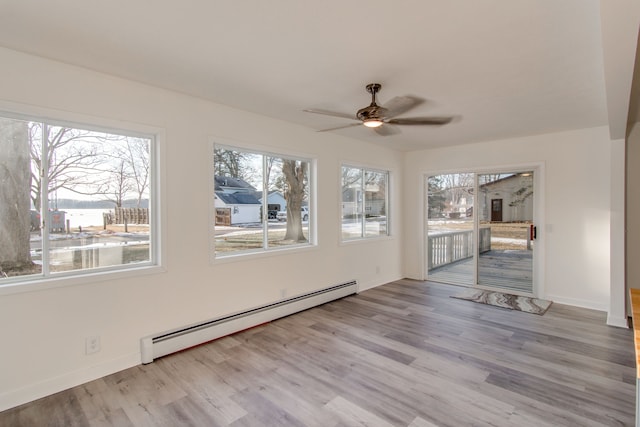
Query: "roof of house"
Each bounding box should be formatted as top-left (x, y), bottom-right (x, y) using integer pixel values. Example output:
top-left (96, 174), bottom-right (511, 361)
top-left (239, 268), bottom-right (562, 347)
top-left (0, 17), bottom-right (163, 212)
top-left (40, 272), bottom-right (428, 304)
top-left (480, 173), bottom-right (531, 188)
top-left (215, 192), bottom-right (261, 205)
top-left (248, 190), bottom-right (285, 201)
top-left (214, 176), bottom-right (255, 191)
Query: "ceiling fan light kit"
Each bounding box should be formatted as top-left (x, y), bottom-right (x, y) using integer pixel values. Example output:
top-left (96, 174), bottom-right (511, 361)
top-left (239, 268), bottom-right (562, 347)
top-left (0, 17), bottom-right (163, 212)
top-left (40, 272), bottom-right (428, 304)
top-left (363, 119), bottom-right (383, 128)
top-left (304, 83), bottom-right (455, 135)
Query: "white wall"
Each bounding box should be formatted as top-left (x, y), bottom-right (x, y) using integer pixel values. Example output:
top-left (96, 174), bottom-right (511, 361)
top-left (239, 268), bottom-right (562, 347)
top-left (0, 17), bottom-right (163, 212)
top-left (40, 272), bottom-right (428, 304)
top-left (403, 127), bottom-right (619, 311)
top-left (0, 47), bottom-right (404, 410)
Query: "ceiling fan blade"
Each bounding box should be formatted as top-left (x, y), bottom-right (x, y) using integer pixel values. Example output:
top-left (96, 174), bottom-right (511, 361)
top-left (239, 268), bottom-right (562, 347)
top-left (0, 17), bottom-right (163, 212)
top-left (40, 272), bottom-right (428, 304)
top-left (382, 96), bottom-right (424, 118)
top-left (303, 109), bottom-right (356, 121)
top-left (386, 116), bottom-right (453, 126)
top-left (316, 122), bottom-right (362, 132)
top-left (373, 124), bottom-right (401, 136)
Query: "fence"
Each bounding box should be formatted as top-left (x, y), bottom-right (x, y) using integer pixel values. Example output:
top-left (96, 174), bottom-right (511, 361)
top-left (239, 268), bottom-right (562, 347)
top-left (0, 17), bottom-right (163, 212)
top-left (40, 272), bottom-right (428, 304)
top-left (113, 207), bottom-right (149, 225)
top-left (215, 208), bottom-right (231, 226)
top-left (428, 227), bottom-right (491, 270)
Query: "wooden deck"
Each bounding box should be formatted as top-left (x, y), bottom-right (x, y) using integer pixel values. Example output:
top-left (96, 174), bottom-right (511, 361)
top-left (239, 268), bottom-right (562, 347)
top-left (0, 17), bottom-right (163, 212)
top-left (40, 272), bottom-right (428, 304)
top-left (428, 249), bottom-right (533, 293)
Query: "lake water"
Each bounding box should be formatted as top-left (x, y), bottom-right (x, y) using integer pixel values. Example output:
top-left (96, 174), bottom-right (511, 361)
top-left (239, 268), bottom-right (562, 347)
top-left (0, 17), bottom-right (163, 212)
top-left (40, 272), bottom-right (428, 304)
top-left (59, 209), bottom-right (111, 228)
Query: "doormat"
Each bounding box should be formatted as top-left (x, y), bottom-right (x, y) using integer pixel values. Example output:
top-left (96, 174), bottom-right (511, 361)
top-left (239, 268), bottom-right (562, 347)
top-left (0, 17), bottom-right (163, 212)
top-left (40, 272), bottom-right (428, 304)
top-left (451, 288), bottom-right (552, 315)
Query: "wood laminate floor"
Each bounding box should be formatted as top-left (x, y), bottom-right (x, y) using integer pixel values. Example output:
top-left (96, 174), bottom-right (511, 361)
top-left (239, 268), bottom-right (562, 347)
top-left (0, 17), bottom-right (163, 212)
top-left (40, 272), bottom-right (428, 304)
top-left (1, 280), bottom-right (635, 426)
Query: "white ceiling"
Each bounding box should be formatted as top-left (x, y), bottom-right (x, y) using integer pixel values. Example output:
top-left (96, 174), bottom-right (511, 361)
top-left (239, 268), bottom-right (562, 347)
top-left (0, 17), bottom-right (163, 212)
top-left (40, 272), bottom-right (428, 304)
top-left (0, 1), bottom-right (637, 151)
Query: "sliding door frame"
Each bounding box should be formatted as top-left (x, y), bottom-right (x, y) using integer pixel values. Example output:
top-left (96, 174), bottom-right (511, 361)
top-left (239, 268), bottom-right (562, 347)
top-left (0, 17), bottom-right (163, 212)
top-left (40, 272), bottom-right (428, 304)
top-left (423, 162), bottom-right (545, 298)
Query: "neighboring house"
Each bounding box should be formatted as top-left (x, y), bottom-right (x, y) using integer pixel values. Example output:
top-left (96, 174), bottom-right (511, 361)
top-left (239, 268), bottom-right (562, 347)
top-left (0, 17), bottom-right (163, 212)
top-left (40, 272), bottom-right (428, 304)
top-left (214, 192), bottom-right (261, 224)
top-left (214, 176), bottom-right (292, 223)
top-left (342, 185), bottom-right (385, 218)
top-left (479, 173), bottom-right (533, 222)
top-left (214, 176), bottom-right (261, 225)
top-left (251, 190), bottom-right (287, 219)
top-left (445, 196), bottom-right (472, 219)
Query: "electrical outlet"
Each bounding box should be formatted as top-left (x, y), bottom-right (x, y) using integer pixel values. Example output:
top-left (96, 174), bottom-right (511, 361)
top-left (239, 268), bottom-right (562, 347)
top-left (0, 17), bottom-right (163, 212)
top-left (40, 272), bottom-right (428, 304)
top-left (85, 336), bottom-right (101, 355)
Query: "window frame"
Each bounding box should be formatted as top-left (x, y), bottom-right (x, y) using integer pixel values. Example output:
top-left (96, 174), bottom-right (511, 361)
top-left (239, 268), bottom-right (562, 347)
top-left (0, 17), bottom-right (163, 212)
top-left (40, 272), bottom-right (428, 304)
top-left (211, 142), bottom-right (316, 261)
top-left (0, 108), bottom-right (163, 293)
top-left (340, 164), bottom-right (391, 242)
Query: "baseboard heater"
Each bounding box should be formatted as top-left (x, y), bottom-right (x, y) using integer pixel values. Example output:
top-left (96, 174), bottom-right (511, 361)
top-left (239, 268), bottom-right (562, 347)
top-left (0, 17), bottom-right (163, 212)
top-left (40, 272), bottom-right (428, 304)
top-left (140, 280), bottom-right (357, 364)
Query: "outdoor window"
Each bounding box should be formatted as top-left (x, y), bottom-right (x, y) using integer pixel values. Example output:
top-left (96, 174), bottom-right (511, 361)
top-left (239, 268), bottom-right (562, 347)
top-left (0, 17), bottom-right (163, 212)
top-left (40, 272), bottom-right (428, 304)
top-left (213, 145), bottom-right (313, 257)
top-left (341, 165), bottom-right (389, 240)
top-left (0, 115), bottom-right (156, 284)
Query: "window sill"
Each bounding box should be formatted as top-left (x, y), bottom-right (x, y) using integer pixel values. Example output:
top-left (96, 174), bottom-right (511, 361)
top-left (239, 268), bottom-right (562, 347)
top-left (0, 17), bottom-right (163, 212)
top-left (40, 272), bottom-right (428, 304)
top-left (211, 243), bottom-right (318, 265)
top-left (340, 235), bottom-right (395, 246)
top-left (0, 264), bottom-right (165, 296)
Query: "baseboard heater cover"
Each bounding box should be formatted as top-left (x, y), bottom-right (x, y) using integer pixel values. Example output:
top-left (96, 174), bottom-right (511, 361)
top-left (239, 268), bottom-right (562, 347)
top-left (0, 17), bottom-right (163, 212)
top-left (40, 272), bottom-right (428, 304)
top-left (140, 280), bottom-right (357, 364)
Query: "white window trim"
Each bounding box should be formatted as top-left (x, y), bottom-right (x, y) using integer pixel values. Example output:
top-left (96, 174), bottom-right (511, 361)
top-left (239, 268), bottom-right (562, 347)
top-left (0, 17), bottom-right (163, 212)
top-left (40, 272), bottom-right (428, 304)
top-left (340, 163), bottom-right (392, 243)
top-left (421, 162), bottom-right (545, 296)
top-left (210, 141), bottom-right (317, 262)
top-left (0, 102), bottom-right (165, 293)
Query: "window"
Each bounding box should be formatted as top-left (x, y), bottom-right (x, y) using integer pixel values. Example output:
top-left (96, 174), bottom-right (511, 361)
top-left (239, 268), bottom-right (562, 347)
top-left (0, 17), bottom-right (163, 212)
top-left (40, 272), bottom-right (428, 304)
top-left (341, 165), bottom-right (389, 240)
top-left (213, 145), bottom-right (313, 257)
top-left (0, 115), bottom-right (156, 284)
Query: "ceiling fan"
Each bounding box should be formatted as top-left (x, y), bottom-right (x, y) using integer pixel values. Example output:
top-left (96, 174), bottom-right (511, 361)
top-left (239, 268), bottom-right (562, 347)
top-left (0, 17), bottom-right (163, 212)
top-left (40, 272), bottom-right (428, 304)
top-left (304, 83), bottom-right (454, 135)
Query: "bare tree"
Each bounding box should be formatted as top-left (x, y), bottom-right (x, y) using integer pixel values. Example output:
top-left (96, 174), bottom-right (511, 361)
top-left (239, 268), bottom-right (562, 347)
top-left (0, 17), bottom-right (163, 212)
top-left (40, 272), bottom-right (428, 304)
top-left (270, 173), bottom-right (286, 193)
top-left (214, 147), bottom-right (260, 182)
top-left (441, 173), bottom-right (474, 206)
top-left (101, 137), bottom-right (150, 207)
top-left (342, 166), bottom-right (361, 189)
top-left (0, 118), bottom-right (33, 273)
top-left (214, 147), bottom-right (242, 177)
top-left (427, 175), bottom-right (447, 217)
top-left (123, 138), bottom-right (150, 207)
top-left (263, 156), bottom-right (274, 185)
top-left (282, 159), bottom-right (308, 242)
top-left (29, 124), bottom-right (151, 210)
top-left (105, 159), bottom-right (134, 207)
top-left (29, 123), bottom-right (113, 211)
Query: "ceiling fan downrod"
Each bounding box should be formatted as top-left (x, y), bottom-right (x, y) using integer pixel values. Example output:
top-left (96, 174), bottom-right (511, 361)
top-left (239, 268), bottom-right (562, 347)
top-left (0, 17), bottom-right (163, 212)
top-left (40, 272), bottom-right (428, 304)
top-left (358, 83), bottom-right (385, 126)
top-left (365, 83), bottom-right (382, 106)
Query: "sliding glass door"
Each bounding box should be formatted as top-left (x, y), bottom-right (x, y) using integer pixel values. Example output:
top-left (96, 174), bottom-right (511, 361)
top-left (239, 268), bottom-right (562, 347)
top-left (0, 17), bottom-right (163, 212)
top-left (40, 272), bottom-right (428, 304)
top-left (426, 170), bottom-right (535, 295)
top-left (477, 172), bottom-right (534, 293)
top-left (427, 174), bottom-right (475, 286)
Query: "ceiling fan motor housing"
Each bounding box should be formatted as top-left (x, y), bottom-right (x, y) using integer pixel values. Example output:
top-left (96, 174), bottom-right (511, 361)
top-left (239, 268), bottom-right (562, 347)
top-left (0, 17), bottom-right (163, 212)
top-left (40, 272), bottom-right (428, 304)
top-left (358, 83), bottom-right (387, 121)
top-left (357, 105), bottom-right (387, 121)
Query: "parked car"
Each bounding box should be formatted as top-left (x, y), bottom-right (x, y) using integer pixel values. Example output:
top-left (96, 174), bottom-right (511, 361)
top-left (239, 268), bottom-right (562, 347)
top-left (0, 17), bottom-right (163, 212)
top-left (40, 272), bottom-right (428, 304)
top-left (277, 206), bottom-right (309, 222)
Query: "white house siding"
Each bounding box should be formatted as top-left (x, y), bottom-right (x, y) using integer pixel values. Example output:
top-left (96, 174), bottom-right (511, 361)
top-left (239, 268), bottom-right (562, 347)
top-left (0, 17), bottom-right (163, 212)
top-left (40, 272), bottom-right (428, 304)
top-left (266, 192), bottom-right (286, 210)
top-left (479, 174), bottom-right (534, 222)
top-left (230, 205), bottom-right (261, 224)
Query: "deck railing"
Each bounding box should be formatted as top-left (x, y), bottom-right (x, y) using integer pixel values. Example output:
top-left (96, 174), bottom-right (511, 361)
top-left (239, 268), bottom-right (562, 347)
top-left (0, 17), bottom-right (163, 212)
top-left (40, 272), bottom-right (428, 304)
top-left (428, 227), bottom-right (491, 270)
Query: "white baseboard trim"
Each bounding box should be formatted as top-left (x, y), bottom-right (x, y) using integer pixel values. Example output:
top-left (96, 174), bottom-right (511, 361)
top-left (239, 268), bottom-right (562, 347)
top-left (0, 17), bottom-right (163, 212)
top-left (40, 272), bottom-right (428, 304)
top-left (0, 352), bottom-right (140, 412)
top-left (606, 314), bottom-right (630, 328)
top-left (357, 275), bottom-right (403, 293)
top-left (544, 294), bottom-right (607, 312)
